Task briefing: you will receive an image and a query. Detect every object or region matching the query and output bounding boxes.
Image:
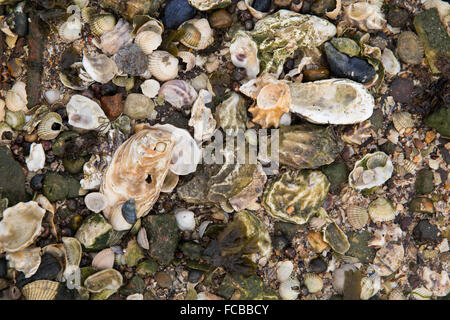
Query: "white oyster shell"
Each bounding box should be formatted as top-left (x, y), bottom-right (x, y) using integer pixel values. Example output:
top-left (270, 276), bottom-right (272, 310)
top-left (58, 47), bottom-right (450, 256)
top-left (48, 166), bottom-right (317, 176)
top-left (380, 48), bottom-right (400, 76)
top-left (25, 143), bottom-right (45, 172)
top-left (289, 79), bottom-right (374, 125)
top-left (82, 53), bottom-right (119, 84)
top-left (66, 95), bottom-right (109, 130)
top-left (349, 152), bottom-right (394, 190)
top-left (6, 247), bottom-right (42, 278)
top-left (188, 89), bottom-right (216, 142)
top-left (344, 2), bottom-right (386, 32)
top-left (230, 31), bottom-right (260, 79)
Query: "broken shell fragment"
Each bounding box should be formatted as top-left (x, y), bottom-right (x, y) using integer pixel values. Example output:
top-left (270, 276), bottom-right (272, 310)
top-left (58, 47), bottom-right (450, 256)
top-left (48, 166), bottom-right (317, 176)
top-left (368, 198), bottom-right (396, 223)
top-left (349, 152), bottom-right (394, 190)
top-left (82, 53), bottom-right (119, 84)
top-left (344, 2), bottom-right (386, 32)
top-left (392, 111), bottom-right (415, 134)
top-left (215, 92), bottom-right (247, 136)
top-left (84, 192), bottom-right (108, 213)
top-left (0, 201), bottom-right (46, 253)
top-left (147, 50), bottom-right (179, 82)
top-left (262, 169), bottom-right (330, 224)
top-left (25, 143), bottom-right (45, 172)
top-left (66, 95), bottom-right (109, 131)
top-left (84, 268), bottom-right (123, 293)
top-left (230, 31), bottom-right (260, 79)
top-left (5, 81), bottom-right (27, 112)
top-left (188, 89), bottom-right (216, 142)
top-left (289, 79), bottom-right (374, 125)
top-left (373, 243), bottom-right (404, 276)
top-left (92, 248), bottom-right (115, 270)
top-left (22, 280), bottom-right (59, 300)
top-left (6, 247), bottom-right (41, 278)
top-left (158, 80), bottom-right (198, 109)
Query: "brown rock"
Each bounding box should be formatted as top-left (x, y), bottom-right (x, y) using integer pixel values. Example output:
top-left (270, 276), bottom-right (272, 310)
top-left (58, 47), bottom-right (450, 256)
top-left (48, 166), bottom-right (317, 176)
top-left (155, 271), bottom-right (172, 289)
top-left (209, 9), bottom-right (233, 29)
top-left (101, 93), bottom-right (124, 119)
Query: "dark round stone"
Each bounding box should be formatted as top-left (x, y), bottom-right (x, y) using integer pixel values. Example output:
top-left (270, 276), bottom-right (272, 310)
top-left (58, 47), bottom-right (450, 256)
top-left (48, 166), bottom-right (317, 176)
top-left (0, 257), bottom-right (7, 278)
top-left (162, 0), bottom-right (197, 29)
top-left (309, 257), bottom-right (327, 273)
top-left (232, 67), bottom-right (247, 81)
top-left (188, 270), bottom-right (204, 283)
top-left (45, 151), bottom-right (55, 164)
top-left (272, 235), bottom-right (289, 251)
top-left (413, 220), bottom-right (441, 243)
top-left (244, 19), bottom-right (254, 30)
top-left (100, 83), bottom-right (118, 96)
top-left (30, 173), bottom-right (45, 191)
top-left (390, 77), bottom-right (414, 104)
top-left (61, 228), bottom-right (72, 237)
top-left (252, 0), bottom-right (272, 12)
top-left (387, 7), bottom-right (409, 28)
top-left (114, 44), bottom-right (149, 76)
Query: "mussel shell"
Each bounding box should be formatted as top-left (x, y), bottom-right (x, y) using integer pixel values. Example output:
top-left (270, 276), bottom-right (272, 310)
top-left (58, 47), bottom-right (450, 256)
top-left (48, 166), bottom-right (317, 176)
top-left (324, 42), bottom-right (376, 84)
top-left (122, 199), bottom-right (137, 225)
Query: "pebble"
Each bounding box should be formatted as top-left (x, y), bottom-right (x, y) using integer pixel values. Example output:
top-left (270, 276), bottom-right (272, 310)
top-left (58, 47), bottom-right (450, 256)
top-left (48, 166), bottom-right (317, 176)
top-left (209, 9), bottom-right (233, 29)
top-left (387, 7), bottom-right (409, 28)
top-left (101, 93), bottom-right (124, 119)
top-left (413, 220), bottom-right (441, 243)
top-left (0, 257), bottom-right (7, 278)
top-left (114, 44), bottom-right (148, 76)
top-left (30, 173), bottom-right (45, 191)
top-left (390, 78), bottom-right (414, 104)
top-left (155, 271), bottom-right (173, 288)
top-left (415, 169), bottom-right (434, 195)
top-left (188, 270), bottom-right (204, 283)
top-left (309, 257), bottom-right (327, 273)
top-left (272, 235), bottom-right (289, 251)
top-left (399, 216), bottom-right (413, 231)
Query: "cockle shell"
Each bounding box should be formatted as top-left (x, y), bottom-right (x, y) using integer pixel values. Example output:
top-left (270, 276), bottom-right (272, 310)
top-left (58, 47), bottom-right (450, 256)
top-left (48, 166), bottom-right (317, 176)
top-left (230, 31), bottom-right (260, 79)
top-left (349, 152), bottom-right (394, 190)
top-left (277, 260), bottom-right (294, 282)
top-left (82, 53), bottom-right (119, 84)
top-left (22, 280), bottom-right (59, 300)
top-left (5, 81), bottom-right (27, 112)
top-left (279, 277), bottom-right (300, 300)
top-left (411, 287), bottom-right (432, 300)
top-left (344, 2), bottom-right (386, 32)
top-left (147, 50), bottom-right (179, 82)
top-left (92, 248), bottom-right (115, 270)
top-left (368, 197), bottom-right (397, 222)
top-left (98, 19), bottom-right (133, 56)
top-left (158, 80), bottom-right (198, 109)
top-left (188, 89), bottom-right (216, 142)
top-left (6, 247), bottom-right (41, 278)
top-left (37, 112), bottom-right (63, 140)
top-left (346, 205), bottom-right (369, 229)
top-left (84, 192), bottom-right (108, 213)
top-left (153, 123), bottom-right (201, 175)
top-left (179, 19), bottom-right (214, 50)
top-left (289, 79), bottom-right (374, 125)
top-left (66, 95), bottom-right (109, 131)
top-left (100, 128), bottom-right (175, 229)
top-left (135, 30), bottom-right (162, 55)
top-left (0, 201), bottom-right (46, 253)
top-left (84, 268), bottom-right (123, 293)
top-left (58, 13), bottom-right (82, 42)
top-left (25, 143), bottom-right (45, 172)
top-left (304, 273), bottom-right (323, 293)
top-left (140, 79), bottom-right (160, 98)
top-left (90, 14), bottom-right (116, 37)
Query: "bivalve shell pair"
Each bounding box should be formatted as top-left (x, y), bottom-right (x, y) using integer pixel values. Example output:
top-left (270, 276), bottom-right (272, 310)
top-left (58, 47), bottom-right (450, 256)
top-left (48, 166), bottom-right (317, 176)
top-left (179, 19), bottom-right (214, 51)
top-left (147, 51), bottom-right (179, 82)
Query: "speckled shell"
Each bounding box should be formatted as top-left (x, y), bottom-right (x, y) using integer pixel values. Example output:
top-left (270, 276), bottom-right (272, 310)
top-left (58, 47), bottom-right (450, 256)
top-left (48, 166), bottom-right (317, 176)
top-left (179, 19), bottom-right (214, 50)
top-left (368, 197), bottom-right (396, 222)
top-left (392, 111), bottom-right (415, 133)
top-left (100, 128), bottom-right (175, 229)
top-left (396, 31), bottom-right (424, 65)
top-left (90, 14), bottom-right (116, 37)
top-left (289, 79), bottom-right (374, 125)
top-left (262, 169), bottom-right (330, 224)
top-left (349, 152), bottom-right (394, 190)
top-left (344, 2), bottom-right (386, 32)
top-left (84, 268), bottom-right (123, 293)
top-left (346, 205), bottom-right (369, 229)
top-left (22, 280), bottom-right (59, 300)
top-left (373, 243), bottom-right (404, 276)
top-left (230, 31), bottom-right (260, 79)
top-left (37, 112), bottom-right (63, 140)
top-left (147, 50), bottom-right (179, 82)
top-left (304, 273), bottom-right (323, 293)
top-left (158, 80), bottom-right (198, 109)
top-left (0, 201), bottom-right (45, 253)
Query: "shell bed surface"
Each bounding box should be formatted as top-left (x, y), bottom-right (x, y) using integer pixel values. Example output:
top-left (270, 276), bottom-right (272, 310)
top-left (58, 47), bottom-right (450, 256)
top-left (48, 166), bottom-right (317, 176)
top-left (0, 0), bottom-right (448, 302)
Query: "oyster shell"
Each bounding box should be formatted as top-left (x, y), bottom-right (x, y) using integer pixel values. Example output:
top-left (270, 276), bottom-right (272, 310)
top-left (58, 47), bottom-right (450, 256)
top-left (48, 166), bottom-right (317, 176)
top-left (101, 128), bottom-right (175, 229)
top-left (323, 221), bottom-right (350, 254)
top-left (82, 53), bottom-right (119, 84)
top-left (158, 80), bottom-right (198, 109)
top-left (66, 95), bottom-right (109, 131)
top-left (6, 247), bottom-right (41, 278)
top-left (84, 268), bottom-right (123, 293)
top-left (230, 31), bottom-right (260, 79)
top-left (289, 79), bottom-right (374, 125)
top-left (422, 267), bottom-right (450, 297)
top-left (262, 169), bottom-right (330, 224)
top-left (349, 152), bottom-right (394, 190)
top-left (0, 201), bottom-right (46, 253)
top-left (188, 89), bottom-right (216, 142)
top-left (188, 0), bottom-right (231, 11)
top-left (344, 2), bottom-right (386, 32)
top-left (22, 280), bottom-right (59, 300)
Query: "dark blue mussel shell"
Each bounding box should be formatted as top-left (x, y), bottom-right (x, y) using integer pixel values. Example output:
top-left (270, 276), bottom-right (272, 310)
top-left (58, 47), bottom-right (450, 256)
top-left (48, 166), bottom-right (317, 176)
top-left (162, 0), bottom-right (197, 29)
top-left (324, 42), bottom-right (376, 84)
top-left (252, 0), bottom-right (272, 12)
top-left (122, 198), bottom-right (137, 225)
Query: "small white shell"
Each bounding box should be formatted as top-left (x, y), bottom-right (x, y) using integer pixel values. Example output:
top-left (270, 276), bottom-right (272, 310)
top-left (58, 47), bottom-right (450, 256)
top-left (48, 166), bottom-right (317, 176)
top-left (66, 95), bottom-right (108, 131)
top-left (84, 192), bottom-right (108, 213)
top-left (92, 248), bottom-right (115, 270)
top-left (174, 209), bottom-right (196, 231)
top-left (58, 13), bottom-right (82, 42)
top-left (276, 260), bottom-right (294, 283)
top-left (44, 89), bottom-right (62, 105)
top-left (135, 30), bottom-right (162, 55)
top-left (82, 53), bottom-right (119, 84)
top-left (25, 143), bottom-right (46, 172)
top-left (158, 80), bottom-right (198, 109)
top-left (136, 228), bottom-right (149, 250)
top-left (6, 81), bottom-right (27, 112)
top-left (178, 51), bottom-right (196, 72)
top-left (304, 273), bottom-right (323, 293)
top-left (188, 89), bottom-right (216, 142)
top-left (279, 277), bottom-right (300, 300)
top-left (126, 293), bottom-right (144, 300)
top-left (140, 79), bottom-right (160, 98)
top-left (147, 51), bottom-right (179, 82)
top-left (380, 48), bottom-right (400, 76)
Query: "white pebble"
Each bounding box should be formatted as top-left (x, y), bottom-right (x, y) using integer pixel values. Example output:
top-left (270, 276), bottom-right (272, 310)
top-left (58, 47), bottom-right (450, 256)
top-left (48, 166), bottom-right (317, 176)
top-left (174, 209), bottom-right (196, 231)
top-left (44, 89), bottom-right (62, 105)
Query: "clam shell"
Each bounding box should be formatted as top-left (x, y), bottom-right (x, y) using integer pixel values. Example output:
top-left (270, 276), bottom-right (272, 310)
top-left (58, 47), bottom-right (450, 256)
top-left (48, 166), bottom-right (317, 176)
top-left (277, 260), bottom-right (294, 282)
top-left (140, 79), bottom-right (160, 98)
top-left (346, 205), bottom-right (368, 229)
top-left (179, 19), bottom-right (214, 50)
top-left (368, 197), bottom-right (396, 222)
top-left (392, 111), bottom-right (415, 133)
top-left (5, 81), bottom-right (27, 112)
top-left (22, 280), bottom-right (59, 300)
top-left (84, 192), bottom-right (108, 213)
top-left (37, 112), bottom-right (63, 140)
top-left (158, 80), bottom-right (198, 109)
top-left (136, 227), bottom-right (149, 250)
top-left (304, 273), bottom-right (323, 293)
top-left (396, 31), bottom-right (424, 65)
top-left (147, 50), bottom-right (179, 82)
top-left (90, 14), bottom-right (116, 37)
top-left (84, 268), bottom-right (123, 293)
top-left (81, 6), bottom-right (95, 23)
top-left (92, 248), bottom-right (115, 270)
top-left (135, 30), bottom-right (162, 55)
